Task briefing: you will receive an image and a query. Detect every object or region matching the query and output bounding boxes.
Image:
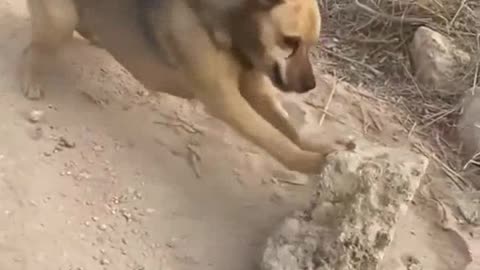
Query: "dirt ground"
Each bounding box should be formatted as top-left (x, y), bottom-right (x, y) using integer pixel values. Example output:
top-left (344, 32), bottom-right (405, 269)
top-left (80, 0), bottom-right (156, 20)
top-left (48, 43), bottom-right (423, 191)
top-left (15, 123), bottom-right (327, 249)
top-left (0, 1), bottom-right (478, 270)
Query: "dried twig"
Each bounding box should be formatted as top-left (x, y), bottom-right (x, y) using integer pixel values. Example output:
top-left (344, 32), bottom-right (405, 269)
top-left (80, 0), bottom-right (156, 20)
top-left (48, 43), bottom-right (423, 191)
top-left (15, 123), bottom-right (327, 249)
top-left (187, 144), bottom-right (202, 179)
top-left (463, 151), bottom-right (480, 170)
top-left (154, 113), bottom-right (205, 135)
top-left (304, 101), bottom-right (363, 135)
top-left (472, 34), bottom-right (480, 94)
top-left (354, 0), bottom-right (431, 25)
top-left (413, 143), bottom-right (470, 191)
top-left (322, 48), bottom-right (383, 76)
top-left (449, 0), bottom-right (468, 27)
top-left (319, 75), bottom-right (338, 127)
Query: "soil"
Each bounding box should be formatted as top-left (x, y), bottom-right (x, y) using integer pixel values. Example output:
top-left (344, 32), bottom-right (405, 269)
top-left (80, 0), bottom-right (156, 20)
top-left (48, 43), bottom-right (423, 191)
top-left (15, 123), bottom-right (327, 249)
top-left (0, 1), bottom-right (478, 270)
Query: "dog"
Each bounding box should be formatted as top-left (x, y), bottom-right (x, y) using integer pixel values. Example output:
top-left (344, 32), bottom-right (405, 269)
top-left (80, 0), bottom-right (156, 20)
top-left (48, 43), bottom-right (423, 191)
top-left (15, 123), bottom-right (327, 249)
top-left (20, 0), bottom-right (350, 173)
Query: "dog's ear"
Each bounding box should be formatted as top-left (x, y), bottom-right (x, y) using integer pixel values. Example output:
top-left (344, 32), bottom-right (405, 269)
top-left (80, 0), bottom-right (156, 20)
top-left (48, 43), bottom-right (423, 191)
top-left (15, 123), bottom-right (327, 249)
top-left (249, 0), bottom-right (284, 10)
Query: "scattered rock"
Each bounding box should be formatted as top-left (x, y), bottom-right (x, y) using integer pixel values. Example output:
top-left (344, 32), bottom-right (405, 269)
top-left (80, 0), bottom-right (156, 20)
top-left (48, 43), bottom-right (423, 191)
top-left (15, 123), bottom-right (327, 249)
top-left (456, 191), bottom-right (480, 225)
top-left (457, 88), bottom-right (480, 165)
top-left (409, 26), bottom-right (470, 95)
top-left (145, 208), bottom-right (156, 214)
top-left (402, 254), bottom-right (422, 270)
top-left (97, 224), bottom-right (108, 231)
top-left (28, 110), bottom-right (44, 123)
top-left (166, 237), bottom-right (178, 248)
top-left (58, 136), bottom-right (76, 149)
top-left (99, 258), bottom-right (110, 266)
top-left (74, 170), bottom-right (92, 181)
top-left (93, 144), bottom-right (104, 152)
top-left (261, 140), bottom-right (428, 270)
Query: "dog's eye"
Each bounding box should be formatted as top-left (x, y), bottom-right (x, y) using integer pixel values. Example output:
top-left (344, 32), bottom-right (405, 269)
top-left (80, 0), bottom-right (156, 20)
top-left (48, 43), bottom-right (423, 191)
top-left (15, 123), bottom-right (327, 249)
top-left (283, 36), bottom-right (300, 57)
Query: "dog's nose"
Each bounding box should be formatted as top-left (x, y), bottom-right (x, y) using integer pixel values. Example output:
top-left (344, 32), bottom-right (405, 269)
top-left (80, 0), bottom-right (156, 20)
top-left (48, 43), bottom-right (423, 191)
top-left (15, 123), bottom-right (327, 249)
top-left (301, 78), bottom-right (316, 92)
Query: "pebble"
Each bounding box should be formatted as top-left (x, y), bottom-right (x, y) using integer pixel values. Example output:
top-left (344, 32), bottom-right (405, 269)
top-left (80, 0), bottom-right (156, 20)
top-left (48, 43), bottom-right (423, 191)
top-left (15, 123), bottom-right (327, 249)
top-left (100, 258), bottom-right (110, 266)
top-left (145, 208), bottom-right (156, 214)
top-left (58, 136), bottom-right (76, 148)
top-left (98, 224), bottom-right (108, 231)
top-left (28, 110), bottom-right (44, 123)
top-left (93, 145), bottom-right (104, 152)
top-left (166, 238), bottom-right (177, 248)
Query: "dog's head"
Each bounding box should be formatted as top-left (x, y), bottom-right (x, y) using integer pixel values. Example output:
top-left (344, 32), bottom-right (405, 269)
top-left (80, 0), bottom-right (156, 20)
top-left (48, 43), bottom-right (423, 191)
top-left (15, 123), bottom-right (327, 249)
top-left (232, 0), bottom-right (321, 93)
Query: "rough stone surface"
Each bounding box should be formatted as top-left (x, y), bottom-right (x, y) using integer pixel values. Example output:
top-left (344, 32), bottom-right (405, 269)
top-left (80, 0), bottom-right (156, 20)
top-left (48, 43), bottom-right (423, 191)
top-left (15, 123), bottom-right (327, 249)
top-left (409, 26), bottom-right (470, 95)
top-left (261, 140), bottom-right (429, 270)
top-left (458, 88), bottom-right (480, 160)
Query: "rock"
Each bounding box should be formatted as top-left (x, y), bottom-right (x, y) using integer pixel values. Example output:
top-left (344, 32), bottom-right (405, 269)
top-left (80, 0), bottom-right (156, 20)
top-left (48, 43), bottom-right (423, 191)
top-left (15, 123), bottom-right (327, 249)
top-left (28, 110), bottom-right (44, 123)
top-left (261, 140), bottom-right (428, 270)
top-left (455, 190), bottom-right (480, 225)
top-left (58, 136), bottom-right (76, 148)
top-left (458, 89), bottom-right (480, 161)
top-left (409, 26), bottom-right (470, 95)
top-left (99, 258), bottom-right (110, 266)
top-left (97, 224), bottom-right (108, 231)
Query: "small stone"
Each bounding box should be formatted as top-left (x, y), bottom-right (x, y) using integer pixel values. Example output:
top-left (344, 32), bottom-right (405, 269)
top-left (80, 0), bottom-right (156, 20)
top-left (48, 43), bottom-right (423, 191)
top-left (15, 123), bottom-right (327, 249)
top-left (409, 26), bottom-right (470, 93)
top-left (166, 238), bottom-right (177, 248)
top-left (145, 208), bottom-right (156, 214)
top-left (99, 258), bottom-right (110, 265)
top-left (28, 110), bottom-right (44, 123)
top-left (98, 224), bottom-right (108, 231)
top-left (75, 170), bottom-right (91, 181)
top-left (59, 136), bottom-right (76, 148)
top-left (134, 191), bottom-right (143, 200)
top-left (93, 145), bottom-right (104, 152)
top-left (92, 216), bottom-right (99, 222)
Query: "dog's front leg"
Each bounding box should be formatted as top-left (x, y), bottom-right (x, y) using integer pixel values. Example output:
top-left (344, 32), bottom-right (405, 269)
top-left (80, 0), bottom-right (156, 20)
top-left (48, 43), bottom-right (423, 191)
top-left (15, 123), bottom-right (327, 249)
top-left (239, 71), bottom-right (346, 155)
top-left (197, 83), bottom-right (328, 174)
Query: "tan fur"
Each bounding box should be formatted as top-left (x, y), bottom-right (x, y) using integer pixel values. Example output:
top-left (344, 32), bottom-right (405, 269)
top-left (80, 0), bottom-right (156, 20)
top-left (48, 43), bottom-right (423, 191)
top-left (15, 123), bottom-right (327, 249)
top-left (20, 0), bottom-right (348, 173)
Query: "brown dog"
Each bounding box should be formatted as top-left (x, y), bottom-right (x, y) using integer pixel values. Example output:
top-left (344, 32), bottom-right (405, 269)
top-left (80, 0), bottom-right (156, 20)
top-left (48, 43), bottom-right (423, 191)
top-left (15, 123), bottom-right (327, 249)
top-left (20, 0), bottom-right (348, 173)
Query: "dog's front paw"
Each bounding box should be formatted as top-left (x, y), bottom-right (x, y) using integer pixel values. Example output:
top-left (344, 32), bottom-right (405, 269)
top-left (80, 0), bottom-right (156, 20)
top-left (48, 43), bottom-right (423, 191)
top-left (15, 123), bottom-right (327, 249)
top-left (333, 138), bottom-right (356, 152)
top-left (283, 151), bottom-right (327, 174)
top-left (300, 137), bottom-right (356, 157)
top-left (19, 46), bottom-right (45, 100)
top-left (22, 77), bottom-right (43, 100)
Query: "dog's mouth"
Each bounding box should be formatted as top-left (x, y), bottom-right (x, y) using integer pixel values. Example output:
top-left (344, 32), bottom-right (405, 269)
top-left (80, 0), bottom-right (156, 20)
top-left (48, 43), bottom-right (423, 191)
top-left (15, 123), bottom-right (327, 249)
top-left (271, 63), bottom-right (289, 92)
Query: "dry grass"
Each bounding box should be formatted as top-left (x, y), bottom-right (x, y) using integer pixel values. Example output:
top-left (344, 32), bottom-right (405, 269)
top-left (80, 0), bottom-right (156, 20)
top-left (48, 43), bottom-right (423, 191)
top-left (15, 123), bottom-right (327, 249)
top-left (318, 0), bottom-right (480, 189)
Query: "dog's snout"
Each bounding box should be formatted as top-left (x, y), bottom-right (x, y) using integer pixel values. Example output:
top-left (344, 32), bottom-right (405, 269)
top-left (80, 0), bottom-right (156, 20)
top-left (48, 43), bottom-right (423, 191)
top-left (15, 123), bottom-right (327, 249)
top-left (303, 77), bottom-right (316, 92)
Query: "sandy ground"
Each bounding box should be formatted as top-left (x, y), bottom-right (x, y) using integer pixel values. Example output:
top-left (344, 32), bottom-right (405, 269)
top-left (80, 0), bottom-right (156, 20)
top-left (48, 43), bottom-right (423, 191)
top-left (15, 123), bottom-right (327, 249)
top-left (0, 1), bottom-right (478, 270)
